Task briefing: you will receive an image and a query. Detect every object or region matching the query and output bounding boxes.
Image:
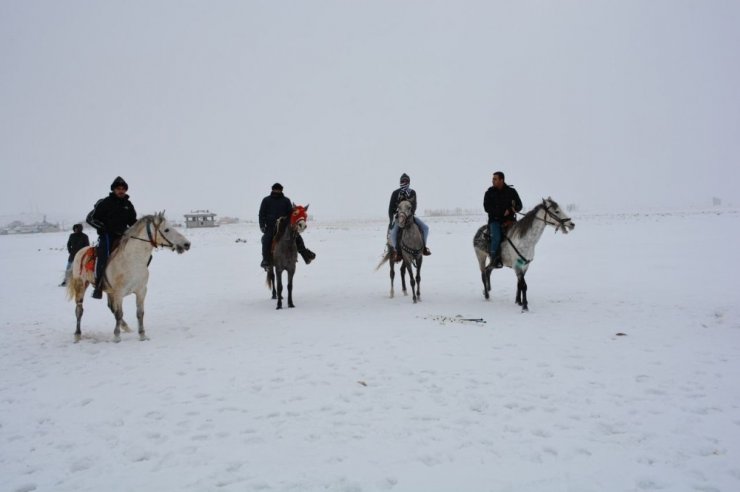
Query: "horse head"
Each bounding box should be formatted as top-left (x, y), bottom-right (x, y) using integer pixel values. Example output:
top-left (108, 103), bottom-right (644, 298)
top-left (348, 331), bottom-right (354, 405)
top-left (541, 197), bottom-right (575, 234)
top-left (151, 212), bottom-right (192, 253)
top-left (396, 200), bottom-right (414, 228)
top-left (290, 204), bottom-right (309, 233)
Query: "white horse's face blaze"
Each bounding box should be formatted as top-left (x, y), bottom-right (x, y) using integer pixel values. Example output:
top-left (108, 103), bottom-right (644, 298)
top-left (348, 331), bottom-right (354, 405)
top-left (156, 217), bottom-right (191, 253)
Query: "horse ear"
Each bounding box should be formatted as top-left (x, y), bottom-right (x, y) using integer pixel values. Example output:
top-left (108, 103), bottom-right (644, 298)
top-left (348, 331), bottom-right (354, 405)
top-left (305, 204), bottom-right (309, 211)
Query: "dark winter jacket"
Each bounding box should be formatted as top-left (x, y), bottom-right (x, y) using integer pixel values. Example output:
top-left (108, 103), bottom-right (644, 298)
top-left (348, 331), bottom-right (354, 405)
top-left (483, 184), bottom-right (523, 223)
top-left (388, 188), bottom-right (417, 224)
top-left (86, 193), bottom-right (137, 236)
top-left (67, 231), bottom-right (90, 262)
top-left (259, 191), bottom-right (293, 233)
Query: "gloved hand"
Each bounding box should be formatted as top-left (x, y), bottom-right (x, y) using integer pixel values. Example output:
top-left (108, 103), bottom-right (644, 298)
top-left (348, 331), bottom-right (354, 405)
top-left (260, 226), bottom-right (266, 233)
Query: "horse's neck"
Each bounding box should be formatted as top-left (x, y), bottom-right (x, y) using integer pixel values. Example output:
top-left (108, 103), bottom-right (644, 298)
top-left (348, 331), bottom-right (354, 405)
top-left (510, 210), bottom-right (547, 251)
top-left (112, 227), bottom-right (154, 267)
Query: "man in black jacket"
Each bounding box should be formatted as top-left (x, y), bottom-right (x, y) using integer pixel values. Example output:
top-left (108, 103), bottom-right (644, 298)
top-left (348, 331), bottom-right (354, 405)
top-left (60, 223), bottom-right (90, 286)
top-left (483, 171), bottom-right (523, 268)
top-left (86, 176), bottom-right (137, 298)
top-left (258, 183), bottom-right (315, 270)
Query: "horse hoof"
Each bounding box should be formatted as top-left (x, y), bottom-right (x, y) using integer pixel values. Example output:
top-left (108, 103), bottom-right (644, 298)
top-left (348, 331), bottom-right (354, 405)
top-left (74, 335), bottom-right (81, 343)
top-left (288, 304), bottom-right (295, 308)
top-left (139, 335), bottom-right (149, 341)
top-left (113, 336), bottom-right (121, 343)
top-left (276, 306), bottom-right (282, 310)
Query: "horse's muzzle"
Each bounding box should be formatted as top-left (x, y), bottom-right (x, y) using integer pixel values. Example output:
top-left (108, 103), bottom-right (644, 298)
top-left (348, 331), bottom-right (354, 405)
top-left (176, 242), bottom-right (191, 254)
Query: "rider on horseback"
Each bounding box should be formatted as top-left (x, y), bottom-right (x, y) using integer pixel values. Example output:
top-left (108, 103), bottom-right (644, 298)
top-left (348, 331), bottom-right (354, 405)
top-left (258, 183), bottom-right (315, 270)
top-left (388, 173), bottom-right (431, 261)
top-left (483, 171), bottom-right (523, 268)
top-left (86, 176), bottom-right (137, 299)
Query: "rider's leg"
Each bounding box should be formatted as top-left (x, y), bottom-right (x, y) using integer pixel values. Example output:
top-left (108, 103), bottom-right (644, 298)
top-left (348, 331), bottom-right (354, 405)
top-left (489, 221), bottom-right (503, 268)
top-left (260, 232), bottom-right (271, 269)
top-left (92, 233), bottom-right (110, 298)
top-left (295, 234), bottom-right (316, 264)
top-left (389, 221), bottom-right (401, 260)
top-left (415, 217), bottom-right (431, 255)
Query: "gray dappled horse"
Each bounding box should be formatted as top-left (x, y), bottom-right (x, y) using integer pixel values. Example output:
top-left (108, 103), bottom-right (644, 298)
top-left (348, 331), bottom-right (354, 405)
top-left (376, 200), bottom-right (424, 303)
top-left (66, 213), bottom-right (191, 342)
top-left (266, 204), bottom-right (309, 309)
top-left (473, 197), bottom-right (574, 311)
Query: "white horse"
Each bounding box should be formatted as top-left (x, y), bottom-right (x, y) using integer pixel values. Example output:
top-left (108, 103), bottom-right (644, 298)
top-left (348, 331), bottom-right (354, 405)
top-left (66, 212), bottom-right (191, 342)
top-left (376, 200), bottom-right (424, 303)
top-left (473, 197), bottom-right (575, 311)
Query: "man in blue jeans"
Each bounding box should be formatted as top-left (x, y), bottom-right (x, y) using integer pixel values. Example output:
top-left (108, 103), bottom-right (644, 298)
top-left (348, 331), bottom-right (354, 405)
top-left (483, 171), bottom-right (522, 268)
top-left (86, 176), bottom-right (137, 298)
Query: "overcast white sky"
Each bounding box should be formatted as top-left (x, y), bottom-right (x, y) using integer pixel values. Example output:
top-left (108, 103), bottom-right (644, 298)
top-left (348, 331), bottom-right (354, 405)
top-left (1, 0), bottom-right (738, 222)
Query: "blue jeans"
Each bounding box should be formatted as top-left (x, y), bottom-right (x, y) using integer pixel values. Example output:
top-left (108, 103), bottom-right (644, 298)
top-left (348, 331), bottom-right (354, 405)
top-left (390, 217), bottom-right (429, 248)
top-left (95, 233), bottom-right (112, 286)
top-left (489, 221), bottom-right (502, 258)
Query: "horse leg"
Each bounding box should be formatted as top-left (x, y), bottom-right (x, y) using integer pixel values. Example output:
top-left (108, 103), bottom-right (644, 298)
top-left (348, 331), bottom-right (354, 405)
top-left (400, 261), bottom-right (408, 296)
top-left (389, 259), bottom-right (395, 298)
top-left (135, 287), bottom-right (148, 341)
top-left (276, 268), bottom-right (284, 310)
top-left (108, 295), bottom-right (124, 342)
top-left (516, 272), bottom-right (528, 311)
top-left (415, 257), bottom-right (422, 301)
top-left (270, 268), bottom-right (277, 300)
top-left (287, 267), bottom-right (295, 308)
top-left (407, 262), bottom-right (417, 303)
top-left (73, 281), bottom-right (86, 342)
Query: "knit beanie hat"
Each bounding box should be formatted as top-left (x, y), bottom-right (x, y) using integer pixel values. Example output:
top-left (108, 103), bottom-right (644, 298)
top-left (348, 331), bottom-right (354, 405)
top-left (111, 176), bottom-right (128, 190)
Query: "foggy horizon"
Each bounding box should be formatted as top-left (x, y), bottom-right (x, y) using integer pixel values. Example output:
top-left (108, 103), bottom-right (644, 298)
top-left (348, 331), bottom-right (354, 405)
top-left (2, 1), bottom-right (739, 223)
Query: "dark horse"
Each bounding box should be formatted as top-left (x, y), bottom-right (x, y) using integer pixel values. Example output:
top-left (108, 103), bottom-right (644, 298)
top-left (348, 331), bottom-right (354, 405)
top-left (473, 197), bottom-right (574, 311)
top-left (376, 200), bottom-right (424, 303)
top-left (266, 204), bottom-right (309, 309)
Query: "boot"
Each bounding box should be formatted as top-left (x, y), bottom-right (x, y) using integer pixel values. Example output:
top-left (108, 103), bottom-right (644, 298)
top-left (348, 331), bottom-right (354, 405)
top-left (260, 258), bottom-right (270, 270)
top-left (299, 248), bottom-right (316, 265)
top-left (91, 280), bottom-right (103, 299)
top-left (493, 255), bottom-right (503, 269)
top-left (423, 247), bottom-right (431, 256)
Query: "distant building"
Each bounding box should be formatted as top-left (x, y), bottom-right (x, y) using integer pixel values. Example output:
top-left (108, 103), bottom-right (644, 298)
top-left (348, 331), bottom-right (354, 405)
top-left (0, 216), bottom-right (61, 234)
top-left (184, 210), bottom-right (219, 228)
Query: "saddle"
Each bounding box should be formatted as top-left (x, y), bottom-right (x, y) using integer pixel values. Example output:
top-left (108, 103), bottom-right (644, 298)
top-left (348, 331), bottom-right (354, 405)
top-left (80, 248), bottom-right (97, 274)
top-left (78, 237), bottom-right (124, 277)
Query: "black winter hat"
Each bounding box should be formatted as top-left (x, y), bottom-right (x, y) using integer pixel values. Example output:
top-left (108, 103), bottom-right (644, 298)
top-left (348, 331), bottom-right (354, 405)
top-left (271, 183), bottom-right (284, 191)
top-left (111, 176), bottom-right (128, 191)
top-left (400, 173), bottom-right (410, 185)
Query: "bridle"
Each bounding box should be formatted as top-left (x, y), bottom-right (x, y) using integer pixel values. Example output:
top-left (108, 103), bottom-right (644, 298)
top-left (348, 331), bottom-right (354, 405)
top-left (536, 200), bottom-right (572, 233)
top-left (129, 216), bottom-right (175, 249)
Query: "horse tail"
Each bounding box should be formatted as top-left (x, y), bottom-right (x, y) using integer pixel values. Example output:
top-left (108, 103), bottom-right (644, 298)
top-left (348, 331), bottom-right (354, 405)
top-left (66, 275), bottom-right (86, 301)
top-left (265, 269), bottom-right (274, 290)
top-left (375, 249), bottom-right (393, 271)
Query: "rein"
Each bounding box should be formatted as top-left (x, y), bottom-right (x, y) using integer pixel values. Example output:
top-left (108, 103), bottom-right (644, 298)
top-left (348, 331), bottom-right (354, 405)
top-left (534, 202), bottom-right (572, 232)
top-left (128, 218), bottom-right (174, 249)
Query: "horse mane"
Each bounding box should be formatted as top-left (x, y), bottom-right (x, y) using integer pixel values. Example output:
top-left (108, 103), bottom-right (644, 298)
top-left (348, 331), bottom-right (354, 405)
top-left (510, 203), bottom-right (544, 237)
top-left (274, 215), bottom-right (289, 242)
top-left (116, 213), bottom-right (161, 252)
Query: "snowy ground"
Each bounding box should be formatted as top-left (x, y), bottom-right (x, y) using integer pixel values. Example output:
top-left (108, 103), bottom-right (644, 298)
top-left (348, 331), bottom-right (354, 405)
top-left (1, 209), bottom-right (739, 492)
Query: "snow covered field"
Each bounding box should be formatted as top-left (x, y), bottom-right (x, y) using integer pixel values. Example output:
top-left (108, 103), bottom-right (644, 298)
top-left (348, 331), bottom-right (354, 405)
top-left (2, 209), bottom-right (739, 492)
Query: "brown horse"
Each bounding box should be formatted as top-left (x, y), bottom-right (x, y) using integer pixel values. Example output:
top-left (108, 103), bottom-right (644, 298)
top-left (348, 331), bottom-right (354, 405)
top-left (266, 204), bottom-right (309, 309)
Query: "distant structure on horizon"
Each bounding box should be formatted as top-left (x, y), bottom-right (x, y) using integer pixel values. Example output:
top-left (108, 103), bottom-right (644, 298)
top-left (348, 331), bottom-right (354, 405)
top-left (0, 215), bottom-right (61, 235)
top-left (184, 210), bottom-right (219, 229)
